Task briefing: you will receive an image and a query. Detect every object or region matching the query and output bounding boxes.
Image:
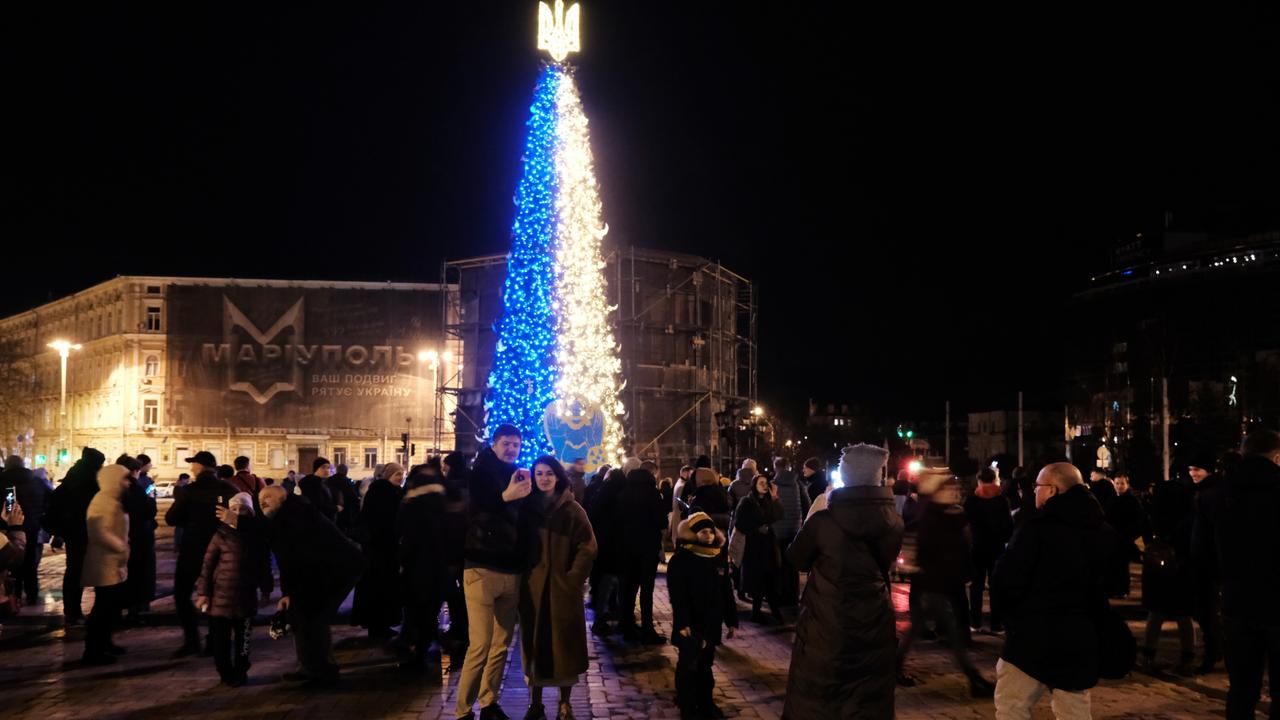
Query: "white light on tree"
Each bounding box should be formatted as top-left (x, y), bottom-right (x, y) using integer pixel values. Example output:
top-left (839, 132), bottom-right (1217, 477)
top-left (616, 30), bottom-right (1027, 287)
top-left (551, 69), bottom-right (624, 463)
top-left (538, 0), bottom-right (581, 62)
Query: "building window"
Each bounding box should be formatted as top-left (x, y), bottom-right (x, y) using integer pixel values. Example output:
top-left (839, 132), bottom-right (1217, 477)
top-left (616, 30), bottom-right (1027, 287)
top-left (269, 448), bottom-right (285, 469)
top-left (142, 399), bottom-right (159, 426)
top-left (146, 285), bottom-right (161, 295)
top-left (146, 307), bottom-right (161, 332)
top-left (363, 447), bottom-right (378, 470)
top-left (395, 447), bottom-right (408, 466)
top-left (144, 355), bottom-right (160, 377)
top-left (332, 447), bottom-right (347, 467)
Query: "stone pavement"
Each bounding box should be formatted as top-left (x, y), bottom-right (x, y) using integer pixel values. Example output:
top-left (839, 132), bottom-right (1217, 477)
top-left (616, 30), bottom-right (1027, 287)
top-left (0, 513), bottom-right (1265, 719)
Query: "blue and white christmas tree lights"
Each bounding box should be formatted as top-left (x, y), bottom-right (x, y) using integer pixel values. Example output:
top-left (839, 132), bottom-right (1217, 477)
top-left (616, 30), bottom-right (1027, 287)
top-left (486, 1), bottom-right (624, 469)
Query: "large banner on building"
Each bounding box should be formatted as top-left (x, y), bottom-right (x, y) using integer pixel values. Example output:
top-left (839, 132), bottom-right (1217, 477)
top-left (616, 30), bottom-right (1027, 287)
top-left (165, 285), bottom-right (440, 431)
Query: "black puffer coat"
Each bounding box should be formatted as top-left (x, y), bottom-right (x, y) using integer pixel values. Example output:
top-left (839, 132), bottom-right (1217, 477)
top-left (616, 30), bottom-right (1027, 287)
top-left (784, 485), bottom-right (903, 720)
top-left (992, 484), bottom-right (1121, 691)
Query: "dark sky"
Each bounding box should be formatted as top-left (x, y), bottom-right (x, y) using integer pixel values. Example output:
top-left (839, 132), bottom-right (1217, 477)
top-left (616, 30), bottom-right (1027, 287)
top-left (8, 5), bottom-right (1280, 425)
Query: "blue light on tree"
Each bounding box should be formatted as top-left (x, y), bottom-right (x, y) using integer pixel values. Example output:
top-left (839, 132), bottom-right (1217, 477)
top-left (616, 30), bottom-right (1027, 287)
top-left (486, 66), bottom-right (562, 468)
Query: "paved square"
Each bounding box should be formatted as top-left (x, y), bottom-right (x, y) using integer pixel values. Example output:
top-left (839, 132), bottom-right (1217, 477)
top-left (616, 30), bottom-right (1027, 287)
top-left (0, 516), bottom-right (1262, 719)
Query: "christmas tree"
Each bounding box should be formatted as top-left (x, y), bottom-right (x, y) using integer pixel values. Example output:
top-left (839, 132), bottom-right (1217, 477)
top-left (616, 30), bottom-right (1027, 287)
top-left (486, 2), bottom-right (623, 469)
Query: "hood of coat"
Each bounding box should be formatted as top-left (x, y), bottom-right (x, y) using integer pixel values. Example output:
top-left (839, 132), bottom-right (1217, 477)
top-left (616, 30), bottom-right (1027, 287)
top-left (693, 468), bottom-right (719, 488)
top-left (404, 483), bottom-right (446, 500)
top-left (97, 463), bottom-right (129, 496)
top-left (826, 485), bottom-right (898, 538)
top-left (1039, 483), bottom-right (1105, 529)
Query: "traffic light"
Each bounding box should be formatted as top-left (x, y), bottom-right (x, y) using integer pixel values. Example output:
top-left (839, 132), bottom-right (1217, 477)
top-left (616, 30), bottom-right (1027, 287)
top-left (57, 449), bottom-right (70, 464)
top-left (35, 454), bottom-right (47, 465)
top-left (906, 430), bottom-right (914, 439)
top-left (401, 433), bottom-right (409, 446)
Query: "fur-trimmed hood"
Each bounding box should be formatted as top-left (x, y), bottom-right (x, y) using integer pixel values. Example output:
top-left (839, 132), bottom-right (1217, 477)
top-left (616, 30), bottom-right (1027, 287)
top-left (404, 482), bottom-right (446, 500)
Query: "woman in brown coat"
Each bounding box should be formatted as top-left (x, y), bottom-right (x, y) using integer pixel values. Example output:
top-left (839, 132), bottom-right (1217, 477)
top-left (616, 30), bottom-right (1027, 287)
top-left (519, 456), bottom-right (598, 720)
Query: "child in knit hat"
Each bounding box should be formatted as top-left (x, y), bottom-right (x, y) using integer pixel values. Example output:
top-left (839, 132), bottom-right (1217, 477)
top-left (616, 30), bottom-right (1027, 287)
top-left (667, 511), bottom-right (729, 720)
top-left (195, 492), bottom-right (271, 687)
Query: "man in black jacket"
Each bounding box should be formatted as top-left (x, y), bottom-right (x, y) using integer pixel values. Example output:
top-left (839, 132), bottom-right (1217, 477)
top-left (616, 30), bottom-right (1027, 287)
top-left (4, 455), bottom-right (50, 604)
top-left (456, 425), bottom-right (532, 720)
top-left (43, 447), bottom-right (105, 624)
top-left (298, 457), bottom-right (337, 522)
top-left (165, 450), bottom-right (238, 656)
top-left (991, 462), bottom-right (1120, 718)
top-left (616, 462), bottom-right (669, 644)
top-left (260, 485), bottom-right (365, 686)
top-left (964, 467), bottom-right (1013, 633)
top-left (1206, 430), bottom-right (1280, 718)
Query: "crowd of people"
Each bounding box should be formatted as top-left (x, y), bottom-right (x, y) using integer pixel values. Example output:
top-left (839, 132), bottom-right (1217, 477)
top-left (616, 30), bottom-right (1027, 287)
top-left (0, 425), bottom-right (1277, 720)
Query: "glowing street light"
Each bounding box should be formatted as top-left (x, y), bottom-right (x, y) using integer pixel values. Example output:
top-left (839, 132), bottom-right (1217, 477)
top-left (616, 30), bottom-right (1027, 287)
top-left (417, 349), bottom-right (454, 454)
top-left (752, 405), bottom-right (764, 417)
top-left (47, 340), bottom-right (81, 465)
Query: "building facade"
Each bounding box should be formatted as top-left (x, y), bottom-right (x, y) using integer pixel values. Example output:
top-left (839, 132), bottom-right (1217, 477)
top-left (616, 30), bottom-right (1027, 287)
top-left (1069, 231), bottom-right (1280, 483)
top-left (0, 276), bottom-right (453, 481)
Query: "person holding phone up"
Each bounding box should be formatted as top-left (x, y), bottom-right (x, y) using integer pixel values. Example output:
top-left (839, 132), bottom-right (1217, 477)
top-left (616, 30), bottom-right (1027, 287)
top-left (456, 424), bottom-right (534, 720)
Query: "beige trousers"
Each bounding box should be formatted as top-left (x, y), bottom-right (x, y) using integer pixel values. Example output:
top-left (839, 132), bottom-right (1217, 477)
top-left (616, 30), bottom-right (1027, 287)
top-left (994, 658), bottom-right (1092, 720)
top-left (455, 567), bottom-right (521, 717)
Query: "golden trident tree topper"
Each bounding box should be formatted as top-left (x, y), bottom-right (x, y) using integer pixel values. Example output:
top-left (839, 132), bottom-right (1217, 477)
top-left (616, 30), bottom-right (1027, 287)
top-left (538, 0), bottom-right (580, 62)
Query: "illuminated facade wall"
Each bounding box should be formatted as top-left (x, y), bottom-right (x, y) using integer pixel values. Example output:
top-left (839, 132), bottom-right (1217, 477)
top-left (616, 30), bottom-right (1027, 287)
top-left (0, 277), bottom-right (454, 481)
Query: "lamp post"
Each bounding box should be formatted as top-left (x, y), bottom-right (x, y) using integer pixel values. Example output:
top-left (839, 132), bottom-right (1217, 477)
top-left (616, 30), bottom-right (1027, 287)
top-left (48, 339), bottom-right (81, 466)
top-left (417, 349), bottom-right (453, 454)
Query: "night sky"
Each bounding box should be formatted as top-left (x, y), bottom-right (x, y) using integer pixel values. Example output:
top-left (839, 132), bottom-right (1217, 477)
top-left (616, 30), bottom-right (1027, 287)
top-left (9, 5), bottom-right (1280, 426)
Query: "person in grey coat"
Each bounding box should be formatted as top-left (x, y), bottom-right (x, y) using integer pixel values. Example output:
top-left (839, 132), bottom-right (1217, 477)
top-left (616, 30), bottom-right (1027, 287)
top-left (784, 444), bottom-right (904, 720)
top-left (770, 457), bottom-right (810, 607)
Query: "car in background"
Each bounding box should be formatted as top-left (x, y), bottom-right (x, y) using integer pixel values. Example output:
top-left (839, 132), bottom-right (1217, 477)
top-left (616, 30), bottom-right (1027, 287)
top-left (152, 478), bottom-right (176, 499)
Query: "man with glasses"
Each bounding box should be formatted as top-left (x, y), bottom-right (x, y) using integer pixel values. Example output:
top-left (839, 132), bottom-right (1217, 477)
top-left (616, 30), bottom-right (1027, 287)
top-left (991, 463), bottom-right (1121, 719)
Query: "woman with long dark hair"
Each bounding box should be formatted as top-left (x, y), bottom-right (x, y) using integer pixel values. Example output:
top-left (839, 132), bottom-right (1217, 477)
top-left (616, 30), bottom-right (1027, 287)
top-left (734, 474), bottom-right (785, 624)
top-left (519, 456), bottom-right (597, 720)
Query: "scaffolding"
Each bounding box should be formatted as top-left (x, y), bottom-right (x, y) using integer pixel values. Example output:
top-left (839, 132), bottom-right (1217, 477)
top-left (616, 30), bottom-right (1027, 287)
top-left (443, 247), bottom-right (757, 476)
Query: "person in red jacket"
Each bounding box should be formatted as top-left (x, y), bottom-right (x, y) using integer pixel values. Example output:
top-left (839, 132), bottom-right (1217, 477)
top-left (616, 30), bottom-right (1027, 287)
top-left (229, 456), bottom-right (265, 498)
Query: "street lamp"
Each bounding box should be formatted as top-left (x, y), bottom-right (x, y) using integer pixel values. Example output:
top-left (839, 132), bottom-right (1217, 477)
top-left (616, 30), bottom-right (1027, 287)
top-left (47, 339), bottom-right (81, 466)
top-left (418, 349), bottom-right (451, 455)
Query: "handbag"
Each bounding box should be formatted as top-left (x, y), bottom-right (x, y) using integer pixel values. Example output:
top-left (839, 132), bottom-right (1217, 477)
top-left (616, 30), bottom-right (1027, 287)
top-left (727, 527), bottom-right (746, 567)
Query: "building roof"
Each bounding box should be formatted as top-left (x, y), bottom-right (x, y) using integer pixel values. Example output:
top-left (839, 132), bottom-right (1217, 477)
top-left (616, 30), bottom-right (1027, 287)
top-left (0, 275), bottom-right (451, 325)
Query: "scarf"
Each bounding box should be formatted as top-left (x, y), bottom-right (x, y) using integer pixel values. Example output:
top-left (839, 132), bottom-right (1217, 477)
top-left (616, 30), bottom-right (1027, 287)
top-left (678, 538), bottom-right (723, 559)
